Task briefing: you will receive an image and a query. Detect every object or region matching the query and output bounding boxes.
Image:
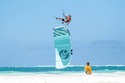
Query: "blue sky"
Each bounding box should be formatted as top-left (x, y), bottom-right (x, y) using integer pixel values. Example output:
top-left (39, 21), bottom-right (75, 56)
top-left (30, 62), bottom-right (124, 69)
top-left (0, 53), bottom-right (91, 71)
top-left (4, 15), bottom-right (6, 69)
top-left (0, 0), bottom-right (125, 66)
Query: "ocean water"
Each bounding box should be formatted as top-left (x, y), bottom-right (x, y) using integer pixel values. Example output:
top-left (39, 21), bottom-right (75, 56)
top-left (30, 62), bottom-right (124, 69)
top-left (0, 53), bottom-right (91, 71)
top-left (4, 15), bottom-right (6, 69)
top-left (0, 65), bottom-right (125, 74)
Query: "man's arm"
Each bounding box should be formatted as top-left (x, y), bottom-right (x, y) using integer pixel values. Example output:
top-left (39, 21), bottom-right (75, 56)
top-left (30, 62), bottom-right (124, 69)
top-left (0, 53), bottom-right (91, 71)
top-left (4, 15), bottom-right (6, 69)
top-left (62, 13), bottom-right (66, 18)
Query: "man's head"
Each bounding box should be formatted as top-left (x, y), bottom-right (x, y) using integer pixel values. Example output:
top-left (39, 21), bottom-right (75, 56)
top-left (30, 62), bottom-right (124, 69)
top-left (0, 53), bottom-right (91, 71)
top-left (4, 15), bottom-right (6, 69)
top-left (86, 62), bottom-right (90, 66)
top-left (69, 15), bottom-right (71, 17)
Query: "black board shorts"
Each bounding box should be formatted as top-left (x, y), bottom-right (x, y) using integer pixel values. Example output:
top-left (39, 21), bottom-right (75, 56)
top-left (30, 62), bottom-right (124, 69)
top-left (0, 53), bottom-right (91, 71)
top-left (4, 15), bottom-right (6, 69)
top-left (62, 19), bottom-right (65, 21)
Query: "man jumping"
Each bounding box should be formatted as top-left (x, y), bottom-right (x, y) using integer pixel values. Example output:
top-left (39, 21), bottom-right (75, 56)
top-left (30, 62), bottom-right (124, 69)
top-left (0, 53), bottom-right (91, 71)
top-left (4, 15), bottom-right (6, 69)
top-left (55, 13), bottom-right (71, 25)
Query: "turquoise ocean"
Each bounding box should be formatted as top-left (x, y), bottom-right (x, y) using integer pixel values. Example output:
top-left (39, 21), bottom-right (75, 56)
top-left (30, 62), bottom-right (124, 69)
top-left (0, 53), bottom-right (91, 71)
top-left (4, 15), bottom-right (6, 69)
top-left (0, 65), bottom-right (125, 74)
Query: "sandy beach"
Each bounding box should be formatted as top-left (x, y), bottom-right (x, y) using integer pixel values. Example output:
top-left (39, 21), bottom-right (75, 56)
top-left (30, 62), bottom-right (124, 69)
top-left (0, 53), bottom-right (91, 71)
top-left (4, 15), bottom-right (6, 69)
top-left (0, 72), bottom-right (125, 83)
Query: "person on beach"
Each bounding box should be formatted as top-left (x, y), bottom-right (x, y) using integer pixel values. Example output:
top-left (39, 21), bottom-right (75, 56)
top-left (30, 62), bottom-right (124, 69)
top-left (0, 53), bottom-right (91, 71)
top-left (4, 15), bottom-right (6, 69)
top-left (84, 62), bottom-right (92, 74)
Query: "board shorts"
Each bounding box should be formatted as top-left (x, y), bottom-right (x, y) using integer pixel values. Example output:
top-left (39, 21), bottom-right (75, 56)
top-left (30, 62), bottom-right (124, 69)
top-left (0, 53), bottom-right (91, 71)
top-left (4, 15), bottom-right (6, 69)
top-left (62, 19), bottom-right (65, 21)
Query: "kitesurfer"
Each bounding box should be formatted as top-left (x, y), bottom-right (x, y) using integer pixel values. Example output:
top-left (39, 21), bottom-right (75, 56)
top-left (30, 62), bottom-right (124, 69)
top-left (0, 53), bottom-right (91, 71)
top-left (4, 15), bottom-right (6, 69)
top-left (84, 62), bottom-right (92, 74)
top-left (55, 14), bottom-right (71, 25)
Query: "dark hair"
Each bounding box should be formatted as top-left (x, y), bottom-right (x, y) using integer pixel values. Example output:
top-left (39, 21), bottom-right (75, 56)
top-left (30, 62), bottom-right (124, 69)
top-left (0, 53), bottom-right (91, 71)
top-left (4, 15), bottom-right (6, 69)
top-left (86, 62), bottom-right (90, 65)
top-left (69, 15), bottom-right (71, 17)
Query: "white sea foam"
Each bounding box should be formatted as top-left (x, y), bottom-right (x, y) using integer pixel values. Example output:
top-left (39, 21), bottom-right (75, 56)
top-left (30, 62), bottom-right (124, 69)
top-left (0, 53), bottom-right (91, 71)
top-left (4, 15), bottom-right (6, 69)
top-left (0, 72), bottom-right (125, 83)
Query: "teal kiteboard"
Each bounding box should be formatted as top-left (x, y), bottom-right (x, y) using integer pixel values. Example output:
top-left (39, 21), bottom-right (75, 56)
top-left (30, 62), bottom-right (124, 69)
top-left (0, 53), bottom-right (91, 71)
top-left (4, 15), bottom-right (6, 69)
top-left (53, 26), bottom-right (73, 69)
